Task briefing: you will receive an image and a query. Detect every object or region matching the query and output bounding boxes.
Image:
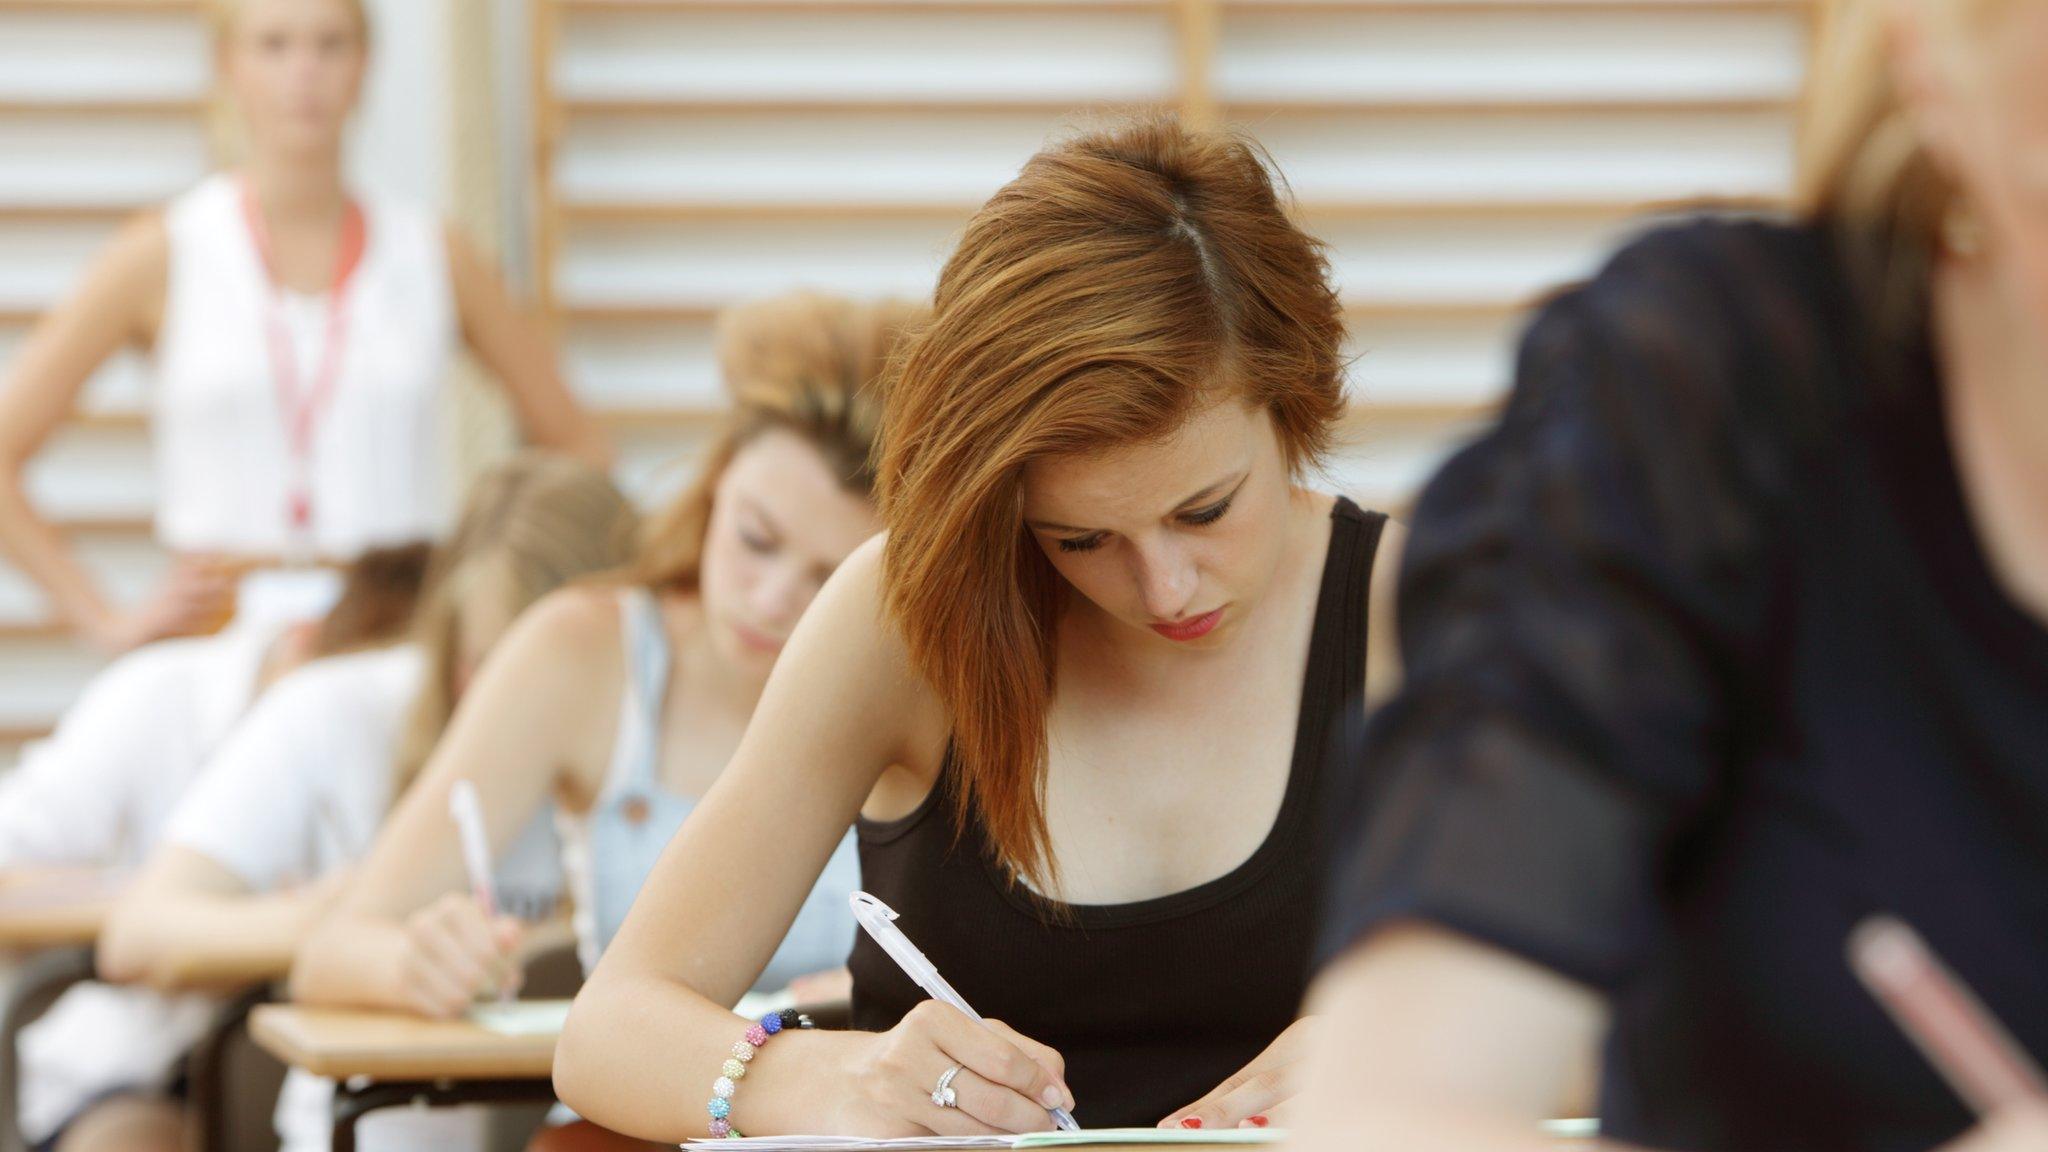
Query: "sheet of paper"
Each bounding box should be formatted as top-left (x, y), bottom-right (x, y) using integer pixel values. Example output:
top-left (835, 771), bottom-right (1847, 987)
top-left (1013, 1130), bottom-right (1283, 1147)
top-left (467, 998), bottom-right (574, 1036)
top-left (683, 1130), bottom-right (1284, 1151)
top-left (684, 1131), bottom-right (1011, 1139)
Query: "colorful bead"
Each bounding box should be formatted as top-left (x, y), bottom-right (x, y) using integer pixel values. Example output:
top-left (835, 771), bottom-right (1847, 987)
top-left (709, 1008), bottom-right (812, 1137)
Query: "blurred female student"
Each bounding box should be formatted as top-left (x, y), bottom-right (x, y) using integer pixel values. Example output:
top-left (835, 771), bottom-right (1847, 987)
top-left (1297, 3), bottom-right (2048, 1151)
top-left (552, 117), bottom-right (1404, 1140)
top-left (0, 545), bottom-right (424, 1152)
top-left (0, 0), bottom-right (605, 654)
top-left (99, 452), bottom-right (635, 1152)
top-left (288, 293), bottom-right (919, 1143)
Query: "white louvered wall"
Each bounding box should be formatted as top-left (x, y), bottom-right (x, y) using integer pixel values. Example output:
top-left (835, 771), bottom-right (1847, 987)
top-left (1, 0), bottom-right (1817, 765)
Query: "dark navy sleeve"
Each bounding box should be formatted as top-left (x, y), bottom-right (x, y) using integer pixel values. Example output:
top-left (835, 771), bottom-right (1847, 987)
top-left (1317, 221), bottom-right (1819, 990)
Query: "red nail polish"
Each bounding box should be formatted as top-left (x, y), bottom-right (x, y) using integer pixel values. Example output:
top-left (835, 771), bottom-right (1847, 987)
top-left (1247, 1116), bottom-right (1270, 1128)
top-left (1179, 1118), bottom-right (1204, 1129)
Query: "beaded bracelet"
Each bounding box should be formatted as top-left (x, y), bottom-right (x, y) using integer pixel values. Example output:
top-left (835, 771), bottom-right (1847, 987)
top-left (707, 1009), bottom-right (813, 1138)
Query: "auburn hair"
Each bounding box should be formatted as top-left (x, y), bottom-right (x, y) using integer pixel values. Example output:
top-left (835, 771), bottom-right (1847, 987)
top-left (877, 115), bottom-right (1346, 888)
top-left (622, 290), bottom-right (922, 593)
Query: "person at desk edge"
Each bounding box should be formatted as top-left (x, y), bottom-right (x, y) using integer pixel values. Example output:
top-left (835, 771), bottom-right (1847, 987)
top-left (1296, 2), bottom-right (2048, 1152)
top-left (554, 115), bottom-right (1405, 1140)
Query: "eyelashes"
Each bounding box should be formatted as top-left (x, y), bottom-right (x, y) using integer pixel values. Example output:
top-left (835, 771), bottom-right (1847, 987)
top-left (1180, 499), bottom-right (1231, 527)
top-left (1051, 497), bottom-right (1234, 555)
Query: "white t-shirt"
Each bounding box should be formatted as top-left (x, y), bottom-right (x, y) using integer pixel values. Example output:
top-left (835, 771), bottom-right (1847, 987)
top-left (0, 629), bottom-right (273, 1143)
top-left (163, 644), bottom-right (560, 1152)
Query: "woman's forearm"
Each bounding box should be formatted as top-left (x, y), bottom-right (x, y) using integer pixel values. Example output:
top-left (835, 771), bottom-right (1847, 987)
top-left (287, 911), bottom-right (412, 1011)
top-left (556, 968), bottom-right (862, 1141)
top-left (101, 886), bottom-right (334, 991)
top-left (0, 472), bottom-right (113, 641)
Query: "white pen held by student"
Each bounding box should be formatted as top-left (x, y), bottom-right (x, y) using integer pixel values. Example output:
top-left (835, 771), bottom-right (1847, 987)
top-left (448, 778), bottom-right (514, 1003)
top-left (850, 892), bottom-right (1080, 1132)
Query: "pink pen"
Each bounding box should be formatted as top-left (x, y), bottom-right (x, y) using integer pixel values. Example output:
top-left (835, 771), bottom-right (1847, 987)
top-left (1848, 915), bottom-right (2048, 1116)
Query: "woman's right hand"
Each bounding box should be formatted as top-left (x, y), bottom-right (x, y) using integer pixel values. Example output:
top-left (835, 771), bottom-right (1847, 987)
top-left (87, 556), bottom-right (238, 652)
top-left (833, 1000), bottom-right (1075, 1137)
top-left (385, 893), bottom-right (524, 1018)
top-left (1940, 1104), bottom-right (2048, 1152)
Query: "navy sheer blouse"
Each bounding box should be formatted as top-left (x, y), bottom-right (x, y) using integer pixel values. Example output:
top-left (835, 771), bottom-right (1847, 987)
top-left (1320, 219), bottom-right (2048, 1152)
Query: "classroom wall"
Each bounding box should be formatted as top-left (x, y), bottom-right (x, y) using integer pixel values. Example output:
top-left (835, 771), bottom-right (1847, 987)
top-left (0, 0), bottom-right (1817, 766)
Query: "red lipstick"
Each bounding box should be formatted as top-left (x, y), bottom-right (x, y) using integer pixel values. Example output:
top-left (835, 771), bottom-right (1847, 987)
top-left (1150, 607), bottom-right (1223, 642)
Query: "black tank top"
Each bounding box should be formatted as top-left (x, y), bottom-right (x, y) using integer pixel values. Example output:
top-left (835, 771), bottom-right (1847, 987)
top-left (851, 498), bottom-right (1387, 1128)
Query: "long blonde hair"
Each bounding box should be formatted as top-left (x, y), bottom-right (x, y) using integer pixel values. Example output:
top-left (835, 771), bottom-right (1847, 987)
top-left (1799, 0), bottom-right (2008, 331)
top-left (394, 454), bottom-right (640, 790)
top-left (621, 291), bottom-right (923, 593)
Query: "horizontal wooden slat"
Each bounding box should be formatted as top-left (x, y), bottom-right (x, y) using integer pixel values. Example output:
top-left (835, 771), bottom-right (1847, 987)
top-left (0, 724), bottom-right (52, 746)
top-left (0, 202), bottom-right (150, 223)
top-left (554, 0), bottom-right (1806, 10)
top-left (59, 408), bottom-right (736, 434)
top-left (557, 94), bottom-right (1793, 119)
top-left (0, 620), bottom-right (70, 642)
top-left (59, 399), bottom-right (1493, 435)
top-left (51, 513), bottom-right (153, 536)
top-left (0, 97), bottom-right (205, 116)
top-left (555, 193), bottom-right (1786, 222)
top-left (560, 96), bottom-right (1172, 117)
top-left (1225, 95), bottom-right (1795, 115)
top-left (563, 295), bottom-right (1564, 325)
top-left (1222, 0), bottom-right (1810, 12)
top-left (0, 0), bottom-right (199, 11)
top-left (560, 0), bottom-right (1170, 10)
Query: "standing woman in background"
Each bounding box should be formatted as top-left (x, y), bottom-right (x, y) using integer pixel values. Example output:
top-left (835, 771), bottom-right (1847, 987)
top-left (0, 0), bottom-right (607, 654)
top-left (1298, 2), bottom-right (2048, 1152)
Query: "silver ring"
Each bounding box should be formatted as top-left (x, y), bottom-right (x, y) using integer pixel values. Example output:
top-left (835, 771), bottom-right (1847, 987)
top-left (931, 1064), bottom-right (962, 1108)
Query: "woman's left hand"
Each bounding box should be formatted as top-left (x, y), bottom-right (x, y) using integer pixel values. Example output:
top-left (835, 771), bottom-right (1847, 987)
top-left (1159, 1016), bottom-right (1322, 1131)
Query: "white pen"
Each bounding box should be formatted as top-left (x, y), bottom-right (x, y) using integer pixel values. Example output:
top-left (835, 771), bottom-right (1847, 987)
top-left (850, 891), bottom-right (1080, 1131)
top-left (448, 780), bottom-right (512, 1002)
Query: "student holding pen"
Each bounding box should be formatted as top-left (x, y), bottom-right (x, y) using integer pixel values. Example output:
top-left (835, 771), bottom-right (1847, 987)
top-left (1294, 2), bottom-right (2048, 1151)
top-left (0, 545), bottom-right (425, 1152)
top-left (288, 293), bottom-right (918, 1148)
top-left (552, 117), bottom-right (1405, 1140)
top-left (98, 453), bottom-right (635, 1152)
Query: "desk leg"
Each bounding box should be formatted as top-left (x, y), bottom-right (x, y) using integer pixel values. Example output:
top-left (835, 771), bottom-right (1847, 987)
top-left (332, 1078), bottom-right (559, 1152)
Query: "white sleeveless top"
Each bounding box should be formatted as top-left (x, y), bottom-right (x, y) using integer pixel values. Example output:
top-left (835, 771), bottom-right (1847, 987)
top-left (153, 173), bottom-right (458, 558)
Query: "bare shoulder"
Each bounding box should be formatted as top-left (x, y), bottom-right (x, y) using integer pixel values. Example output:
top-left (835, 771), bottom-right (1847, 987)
top-left (515, 583), bottom-right (629, 671)
top-left (83, 210), bottom-right (170, 342)
top-left (1364, 517), bottom-right (1406, 705)
top-left (779, 534), bottom-right (947, 769)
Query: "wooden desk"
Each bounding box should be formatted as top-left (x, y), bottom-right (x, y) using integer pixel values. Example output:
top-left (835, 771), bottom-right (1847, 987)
top-left (0, 868), bottom-right (123, 949)
top-left (250, 1002), bottom-right (561, 1152)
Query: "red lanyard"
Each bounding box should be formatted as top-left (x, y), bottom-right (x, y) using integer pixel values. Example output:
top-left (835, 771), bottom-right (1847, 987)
top-left (239, 179), bottom-right (368, 543)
